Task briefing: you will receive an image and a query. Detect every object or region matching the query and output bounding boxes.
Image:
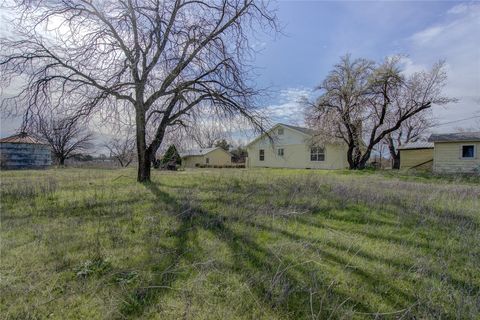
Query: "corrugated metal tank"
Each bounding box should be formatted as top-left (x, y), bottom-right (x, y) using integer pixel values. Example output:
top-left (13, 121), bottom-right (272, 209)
top-left (0, 133), bottom-right (52, 169)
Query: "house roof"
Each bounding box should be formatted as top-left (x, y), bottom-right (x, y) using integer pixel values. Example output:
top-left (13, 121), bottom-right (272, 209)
top-left (278, 123), bottom-right (315, 136)
top-left (179, 147), bottom-right (229, 158)
top-left (428, 131), bottom-right (480, 142)
top-left (246, 123), bottom-right (314, 147)
top-left (0, 132), bottom-right (46, 145)
top-left (397, 141), bottom-right (434, 150)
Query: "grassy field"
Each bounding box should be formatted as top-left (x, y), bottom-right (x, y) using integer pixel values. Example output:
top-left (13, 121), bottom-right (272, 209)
top-left (1, 168), bottom-right (479, 319)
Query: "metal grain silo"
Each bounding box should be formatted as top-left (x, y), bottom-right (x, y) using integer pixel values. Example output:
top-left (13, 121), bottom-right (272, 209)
top-left (0, 132), bottom-right (52, 169)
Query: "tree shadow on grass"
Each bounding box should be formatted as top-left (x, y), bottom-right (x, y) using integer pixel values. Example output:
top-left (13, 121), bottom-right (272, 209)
top-left (118, 182), bottom-right (196, 316)
top-left (117, 182), bottom-right (406, 319)
top-left (201, 215), bottom-right (375, 318)
top-left (292, 215), bottom-right (480, 301)
top-left (240, 219), bottom-right (417, 309)
top-left (116, 180), bottom-right (478, 319)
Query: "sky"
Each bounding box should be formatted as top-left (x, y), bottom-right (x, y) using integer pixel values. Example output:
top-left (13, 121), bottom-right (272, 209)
top-left (1, 1), bottom-right (479, 141)
top-left (254, 1), bottom-right (480, 132)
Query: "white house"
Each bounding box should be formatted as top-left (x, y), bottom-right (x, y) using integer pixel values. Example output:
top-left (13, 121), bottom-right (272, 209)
top-left (246, 123), bottom-right (349, 169)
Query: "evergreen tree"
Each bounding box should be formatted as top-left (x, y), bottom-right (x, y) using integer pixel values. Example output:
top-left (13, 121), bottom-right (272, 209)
top-left (161, 145), bottom-right (181, 166)
top-left (231, 146), bottom-right (247, 163)
top-left (215, 139), bottom-right (231, 151)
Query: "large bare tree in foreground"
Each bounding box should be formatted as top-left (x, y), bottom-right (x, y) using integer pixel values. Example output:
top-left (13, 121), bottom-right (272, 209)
top-left (306, 55), bottom-right (454, 169)
top-left (0, 0), bottom-right (276, 181)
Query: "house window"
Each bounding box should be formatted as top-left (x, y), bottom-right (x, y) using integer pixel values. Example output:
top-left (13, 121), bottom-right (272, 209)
top-left (277, 148), bottom-right (284, 157)
top-left (259, 149), bottom-right (264, 161)
top-left (310, 147), bottom-right (325, 161)
top-left (205, 157), bottom-right (209, 164)
top-left (278, 128), bottom-right (284, 135)
top-left (462, 145), bottom-right (475, 158)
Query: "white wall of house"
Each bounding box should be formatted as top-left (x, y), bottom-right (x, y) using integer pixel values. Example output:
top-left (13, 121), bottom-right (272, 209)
top-left (246, 125), bottom-right (349, 169)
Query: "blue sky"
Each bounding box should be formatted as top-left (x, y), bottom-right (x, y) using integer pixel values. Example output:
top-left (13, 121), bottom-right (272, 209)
top-left (254, 1), bottom-right (480, 132)
top-left (1, 1), bottom-right (479, 139)
top-left (254, 1), bottom-right (451, 88)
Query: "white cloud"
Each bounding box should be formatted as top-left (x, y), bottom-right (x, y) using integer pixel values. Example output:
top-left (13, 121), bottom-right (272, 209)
top-left (447, 3), bottom-right (468, 15)
top-left (407, 2), bottom-right (480, 133)
top-left (262, 87), bottom-right (312, 126)
top-left (398, 56), bottom-right (426, 77)
top-left (410, 26), bottom-right (445, 44)
top-left (264, 3), bottom-right (480, 132)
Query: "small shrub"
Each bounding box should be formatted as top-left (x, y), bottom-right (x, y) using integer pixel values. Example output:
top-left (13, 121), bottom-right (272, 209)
top-left (75, 256), bottom-right (112, 279)
top-left (113, 270), bottom-right (139, 285)
top-left (121, 287), bottom-right (154, 316)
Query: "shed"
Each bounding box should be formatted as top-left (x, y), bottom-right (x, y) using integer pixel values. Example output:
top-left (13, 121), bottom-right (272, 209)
top-left (180, 147), bottom-right (232, 168)
top-left (398, 141), bottom-right (434, 170)
top-left (0, 132), bottom-right (52, 169)
top-left (428, 131), bottom-right (480, 173)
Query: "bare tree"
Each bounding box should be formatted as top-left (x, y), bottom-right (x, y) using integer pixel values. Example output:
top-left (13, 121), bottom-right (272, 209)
top-left (306, 55), bottom-right (454, 169)
top-left (305, 55), bottom-right (373, 169)
top-left (215, 138), bottom-right (231, 151)
top-left (30, 115), bottom-right (93, 165)
top-left (105, 135), bottom-right (136, 167)
top-left (0, 0), bottom-right (277, 182)
top-left (385, 113), bottom-right (435, 169)
top-left (157, 126), bottom-right (191, 154)
top-left (188, 119), bottom-right (230, 148)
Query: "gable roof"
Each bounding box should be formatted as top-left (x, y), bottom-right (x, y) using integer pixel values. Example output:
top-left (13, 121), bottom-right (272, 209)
top-left (246, 123), bottom-right (313, 147)
top-left (0, 132), bottom-right (46, 145)
top-left (428, 132), bottom-right (480, 142)
top-left (278, 123), bottom-right (315, 136)
top-left (397, 141), bottom-right (434, 150)
top-left (179, 147), bottom-right (230, 158)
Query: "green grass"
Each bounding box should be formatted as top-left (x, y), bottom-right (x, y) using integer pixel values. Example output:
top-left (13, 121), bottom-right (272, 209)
top-left (1, 168), bottom-right (479, 319)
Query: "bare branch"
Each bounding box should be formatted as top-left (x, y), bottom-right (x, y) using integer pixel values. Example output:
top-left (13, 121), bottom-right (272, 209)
top-left (1, 0), bottom-right (278, 181)
top-left (305, 55), bottom-right (455, 169)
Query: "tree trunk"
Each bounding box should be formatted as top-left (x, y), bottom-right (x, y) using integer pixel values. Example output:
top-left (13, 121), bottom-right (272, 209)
top-left (59, 157), bottom-right (65, 165)
top-left (137, 152), bottom-right (151, 182)
top-left (391, 155), bottom-right (400, 170)
top-left (347, 144), bottom-right (366, 170)
top-left (357, 159), bottom-right (367, 169)
top-left (347, 144), bottom-right (355, 169)
top-left (136, 109), bottom-right (151, 182)
top-left (353, 147), bottom-right (363, 169)
top-left (357, 148), bottom-right (373, 170)
top-left (386, 136), bottom-right (400, 169)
